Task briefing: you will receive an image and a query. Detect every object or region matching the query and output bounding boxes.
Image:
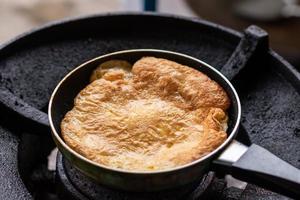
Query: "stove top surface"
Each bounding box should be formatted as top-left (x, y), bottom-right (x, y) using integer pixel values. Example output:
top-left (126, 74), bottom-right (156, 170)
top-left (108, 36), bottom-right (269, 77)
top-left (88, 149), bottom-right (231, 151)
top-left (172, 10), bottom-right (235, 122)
top-left (0, 13), bottom-right (299, 200)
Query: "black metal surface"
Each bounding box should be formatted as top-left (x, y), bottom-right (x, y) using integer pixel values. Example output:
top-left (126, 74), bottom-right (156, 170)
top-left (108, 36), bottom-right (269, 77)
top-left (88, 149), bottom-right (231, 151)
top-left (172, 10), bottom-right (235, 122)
top-left (0, 13), bottom-right (299, 199)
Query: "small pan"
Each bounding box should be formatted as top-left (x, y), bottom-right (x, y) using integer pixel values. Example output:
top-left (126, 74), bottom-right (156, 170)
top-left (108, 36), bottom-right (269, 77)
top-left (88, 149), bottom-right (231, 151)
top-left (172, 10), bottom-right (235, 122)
top-left (48, 49), bottom-right (300, 198)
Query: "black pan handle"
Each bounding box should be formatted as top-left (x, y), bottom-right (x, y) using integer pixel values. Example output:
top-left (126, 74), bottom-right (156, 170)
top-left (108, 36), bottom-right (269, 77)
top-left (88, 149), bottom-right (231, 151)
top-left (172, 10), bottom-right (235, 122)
top-left (213, 140), bottom-right (300, 199)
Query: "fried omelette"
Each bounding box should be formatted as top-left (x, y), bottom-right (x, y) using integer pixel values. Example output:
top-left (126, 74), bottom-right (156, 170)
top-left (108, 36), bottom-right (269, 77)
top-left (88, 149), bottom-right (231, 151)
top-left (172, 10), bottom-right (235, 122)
top-left (61, 57), bottom-right (230, 171)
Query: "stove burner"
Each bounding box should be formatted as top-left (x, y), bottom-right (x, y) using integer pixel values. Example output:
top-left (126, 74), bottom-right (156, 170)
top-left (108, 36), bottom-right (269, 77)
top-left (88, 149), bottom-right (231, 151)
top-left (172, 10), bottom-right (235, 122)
top-left (56, 153), bottom-right (214, 200)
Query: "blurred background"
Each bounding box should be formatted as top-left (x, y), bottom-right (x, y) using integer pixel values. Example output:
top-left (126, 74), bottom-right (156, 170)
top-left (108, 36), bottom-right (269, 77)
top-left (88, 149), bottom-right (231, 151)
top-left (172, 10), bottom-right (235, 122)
top-left (0, 0), bottom-right (300, 68)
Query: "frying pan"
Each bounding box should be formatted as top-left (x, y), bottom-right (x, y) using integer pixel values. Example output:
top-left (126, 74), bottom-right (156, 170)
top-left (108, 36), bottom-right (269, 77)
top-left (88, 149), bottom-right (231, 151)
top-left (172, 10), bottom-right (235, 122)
top-left (48, 49), bottom-right (300, 198)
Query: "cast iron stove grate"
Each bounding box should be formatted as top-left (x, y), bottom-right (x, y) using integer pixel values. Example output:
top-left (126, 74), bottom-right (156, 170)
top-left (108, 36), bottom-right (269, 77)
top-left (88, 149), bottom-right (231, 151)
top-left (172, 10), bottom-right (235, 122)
top-left (0, 13), bottom-right (299, 200)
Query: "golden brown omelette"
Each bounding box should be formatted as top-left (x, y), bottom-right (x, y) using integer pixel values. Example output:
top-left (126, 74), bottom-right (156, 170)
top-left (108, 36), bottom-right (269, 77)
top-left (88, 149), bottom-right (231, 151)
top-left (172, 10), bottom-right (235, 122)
top-left (61, 57), bottom-right (230, 171)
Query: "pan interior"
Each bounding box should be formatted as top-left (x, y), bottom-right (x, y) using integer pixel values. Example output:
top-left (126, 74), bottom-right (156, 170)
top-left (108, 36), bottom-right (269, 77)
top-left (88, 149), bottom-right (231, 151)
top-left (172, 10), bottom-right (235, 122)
top-left (50, 49), bottom-right (240, 171)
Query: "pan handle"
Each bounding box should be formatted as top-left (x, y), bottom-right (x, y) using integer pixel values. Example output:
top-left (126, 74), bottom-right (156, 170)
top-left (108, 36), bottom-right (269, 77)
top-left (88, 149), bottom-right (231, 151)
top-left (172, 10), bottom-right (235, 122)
top-left (212, 140), bottom-right (300, 199)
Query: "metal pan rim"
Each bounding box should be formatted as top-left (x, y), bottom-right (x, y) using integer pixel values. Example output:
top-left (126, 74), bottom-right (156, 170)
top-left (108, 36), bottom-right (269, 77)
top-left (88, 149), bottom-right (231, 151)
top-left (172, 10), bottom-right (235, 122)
top-left (48, 48), bottom-right (242, 175)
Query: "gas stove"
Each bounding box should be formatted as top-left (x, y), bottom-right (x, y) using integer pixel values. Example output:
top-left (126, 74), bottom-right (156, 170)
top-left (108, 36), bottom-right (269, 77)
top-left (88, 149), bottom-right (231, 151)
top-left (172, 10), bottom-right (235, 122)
top-left (0, 13), bottom-right (299, 200)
